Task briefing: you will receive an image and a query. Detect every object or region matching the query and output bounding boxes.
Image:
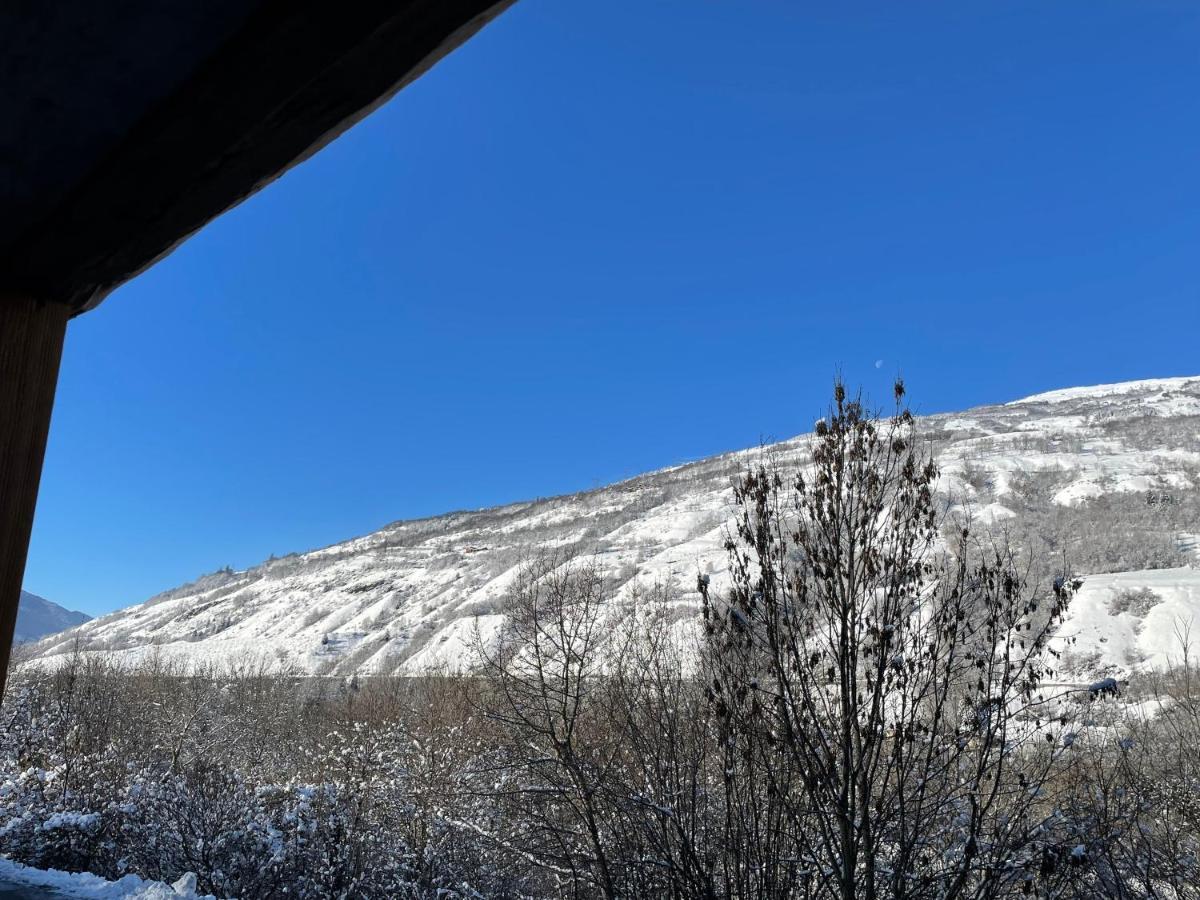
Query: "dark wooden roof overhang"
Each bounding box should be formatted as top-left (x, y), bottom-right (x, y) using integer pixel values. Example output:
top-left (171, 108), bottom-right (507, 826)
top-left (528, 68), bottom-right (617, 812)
top-left (1, 0), bottom-right (513, 314)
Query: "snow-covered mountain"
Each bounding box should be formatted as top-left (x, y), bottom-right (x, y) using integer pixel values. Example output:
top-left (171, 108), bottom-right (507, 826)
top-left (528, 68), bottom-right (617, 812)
top-left (14, 591), bottom-right (90, 644)
top-left (26, 376), bottom-right (1200, 681)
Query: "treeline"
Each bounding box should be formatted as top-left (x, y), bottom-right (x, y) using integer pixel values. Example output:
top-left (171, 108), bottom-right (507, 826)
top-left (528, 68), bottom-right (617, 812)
top-left (3, 648), bottom-right (1199, 898)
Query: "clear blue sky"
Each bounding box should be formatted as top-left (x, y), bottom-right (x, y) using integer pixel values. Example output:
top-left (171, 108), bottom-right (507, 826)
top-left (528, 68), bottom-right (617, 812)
top-left (26, 0), bottom-right (1200, 616)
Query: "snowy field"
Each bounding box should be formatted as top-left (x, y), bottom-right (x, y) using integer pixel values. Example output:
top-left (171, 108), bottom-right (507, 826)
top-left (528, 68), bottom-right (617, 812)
top-left (0, 860), bottom-right (211, 899)
top-left (1056, 566), bottom-right (1200, 678)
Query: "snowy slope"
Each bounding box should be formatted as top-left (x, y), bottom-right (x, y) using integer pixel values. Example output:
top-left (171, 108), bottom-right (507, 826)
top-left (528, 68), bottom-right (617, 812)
top-left (25, 376), bottom-right (1200, 680)
top-left (0, 857), bottom-right (214, 898)
top-left (1055, 567), bottom-right (1200, 677)
top-left (14, 590), bottom-right (91, 643)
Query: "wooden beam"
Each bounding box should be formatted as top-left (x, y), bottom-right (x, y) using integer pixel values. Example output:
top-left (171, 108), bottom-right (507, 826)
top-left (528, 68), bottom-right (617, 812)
top-left (0, 297), bottom-right (68, 697)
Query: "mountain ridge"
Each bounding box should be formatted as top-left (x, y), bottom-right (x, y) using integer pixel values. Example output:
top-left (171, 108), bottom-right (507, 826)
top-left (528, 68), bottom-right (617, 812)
top-left (26, 375), bottom-right (1200, 680)
top-left (15, 591), bottom-right (91, 644)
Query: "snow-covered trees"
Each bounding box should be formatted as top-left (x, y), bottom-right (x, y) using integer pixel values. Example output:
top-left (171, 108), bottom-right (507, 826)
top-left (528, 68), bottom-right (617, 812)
top-left (0, 658), bottom-right (512, 898)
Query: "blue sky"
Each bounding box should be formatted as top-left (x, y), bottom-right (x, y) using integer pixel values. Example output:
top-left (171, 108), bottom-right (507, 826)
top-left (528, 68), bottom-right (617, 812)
top-left (27, 0), bottom-right (1200, 615)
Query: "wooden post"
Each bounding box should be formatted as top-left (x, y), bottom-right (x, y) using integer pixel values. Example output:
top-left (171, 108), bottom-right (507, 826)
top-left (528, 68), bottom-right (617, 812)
top-left (0, 297), bottom-right (69, 699)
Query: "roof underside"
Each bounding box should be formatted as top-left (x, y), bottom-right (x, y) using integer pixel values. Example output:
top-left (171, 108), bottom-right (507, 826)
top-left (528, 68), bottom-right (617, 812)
top-left (0, 0), bottom-right (512, 314)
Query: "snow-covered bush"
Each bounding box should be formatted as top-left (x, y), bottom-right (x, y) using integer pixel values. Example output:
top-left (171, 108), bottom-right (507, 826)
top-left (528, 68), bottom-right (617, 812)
top-left (0, 659), bottom-right (507, 898)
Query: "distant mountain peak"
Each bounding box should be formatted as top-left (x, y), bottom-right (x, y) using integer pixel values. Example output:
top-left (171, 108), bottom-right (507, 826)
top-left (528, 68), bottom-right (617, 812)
top-left (15, 591), bottom-right (91, 644)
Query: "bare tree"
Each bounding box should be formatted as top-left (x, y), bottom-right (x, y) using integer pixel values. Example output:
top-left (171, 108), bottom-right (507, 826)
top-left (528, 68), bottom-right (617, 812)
top-left (475, 552), bottom-right (621, 898)
top-left (700, 381), bottom-right (1079, 900)
top-left (601, 582), bottom-right (723, 899)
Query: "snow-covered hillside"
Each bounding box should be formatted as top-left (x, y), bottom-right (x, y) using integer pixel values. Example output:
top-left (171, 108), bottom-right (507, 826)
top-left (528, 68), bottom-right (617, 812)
top-left (27, 376), bottom-right (1200, 680)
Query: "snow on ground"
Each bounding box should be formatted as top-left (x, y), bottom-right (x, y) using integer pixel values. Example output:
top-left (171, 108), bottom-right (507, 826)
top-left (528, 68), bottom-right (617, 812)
top-left (1055, 567), bottom-right (1200, 679)
top-left (0, 859), bottom-right (215, 899)
top-left (400, 612), bottom-right (505, 672)
top-left (1004, 375), bottom-right (1200, 406)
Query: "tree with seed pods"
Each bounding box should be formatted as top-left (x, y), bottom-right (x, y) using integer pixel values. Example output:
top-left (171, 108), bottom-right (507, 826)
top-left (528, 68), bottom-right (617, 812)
top-left (700, 381), bottom-right (1081, 900)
